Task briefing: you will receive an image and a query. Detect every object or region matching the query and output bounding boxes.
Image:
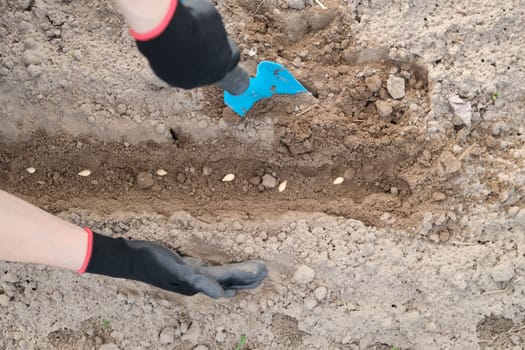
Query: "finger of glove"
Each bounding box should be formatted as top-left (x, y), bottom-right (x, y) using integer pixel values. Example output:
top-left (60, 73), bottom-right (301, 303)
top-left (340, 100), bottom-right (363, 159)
top-left (200, 260), bottom-right (268, 290)
top-left (167, 263), bottom-right (224, 298)
top-left (186, 273), bottom-right (225, 299)
top-left (181, 256), bottom-right (207, 270)
top-left (181, 257), bottom-right (263, 290)
top-left (223, 289), bottom-right (237, 298)
top-left (181, 0), bottom-right (214, 12)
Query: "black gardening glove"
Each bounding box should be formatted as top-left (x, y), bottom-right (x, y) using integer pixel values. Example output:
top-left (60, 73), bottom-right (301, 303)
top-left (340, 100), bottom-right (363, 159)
top-left (83, 231), bottom-right (267, 298)
top-left (135, 0), bottom-right (240, 89)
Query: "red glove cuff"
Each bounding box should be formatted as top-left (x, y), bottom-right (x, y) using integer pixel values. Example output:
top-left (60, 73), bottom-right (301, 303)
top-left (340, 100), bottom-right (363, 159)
top-left (77, 227), bottom-right (94, 274)
top-left (130, 0), bottom-right (179, 41)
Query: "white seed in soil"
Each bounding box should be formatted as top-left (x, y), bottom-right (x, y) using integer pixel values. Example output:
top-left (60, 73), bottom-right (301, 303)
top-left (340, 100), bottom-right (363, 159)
top-left (156, 169), bottom-right (168, 176)
top-left (278, 180), bottom-right (287, 192)
top-left (222, 174), bottom-right (235, 182)
top-left (78, 169), bottom-right (91, 177)
top-left (26, 167), bottom-right (36, 174)
top-left (333, 177), bottom-right (344, 185)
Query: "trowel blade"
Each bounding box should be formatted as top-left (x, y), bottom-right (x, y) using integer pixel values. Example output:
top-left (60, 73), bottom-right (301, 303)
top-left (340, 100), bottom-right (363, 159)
top-left (224, 61), bottom-right (308, 117)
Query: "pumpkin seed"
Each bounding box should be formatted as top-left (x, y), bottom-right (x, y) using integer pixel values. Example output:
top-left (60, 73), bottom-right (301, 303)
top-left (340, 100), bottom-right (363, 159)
top-left (333, 177), bottom-right (344, 185)
top-left (222, 174), bottom-right (235, 182)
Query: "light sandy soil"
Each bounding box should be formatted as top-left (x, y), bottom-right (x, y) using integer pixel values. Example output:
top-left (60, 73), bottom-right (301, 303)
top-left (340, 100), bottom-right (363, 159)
top-left (1, 0), bottom-right (524, 349)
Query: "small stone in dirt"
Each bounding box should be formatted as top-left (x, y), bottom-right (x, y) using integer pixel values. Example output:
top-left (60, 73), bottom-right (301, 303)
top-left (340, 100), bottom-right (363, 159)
top-left (26, 167), bottom-right (36, 174)
top-left (508, 206), bottom-right (520, 216)
top-left (137, 172), bottom-right (155, 189)
top-left (232, 222), bottom-right (243, 231)
top-left (22, 50), bottom-right (42, 66)
top-left (439, 231), bottom-right (450, 242)
top-left (390, 187), bottom-right (399, 196)
top-left (52, 290), bottom-right (63, 302)
top-left (375, 100), bottom-right (393, 118)
top-left (155, 123), bottom-right (166, 135)
top-left (439, 151), bottom-right (462, 175)
top-left (235, 233), bottom-right (246, 244)
top-left (287, 0), bottom-right (305, 9)
top-left (294, 265), bottom-right (315, 285)
top-left (491, 263), bottom-right (515, 282)
top-left (181, 324), bottom-right (201, 345)
top-left (283, 13), bottom-right (308, 42)
top-left (249, 176), bottom-right (261, 186)
top-left (99, 344), bottom-right (120, 350)
top-left (452, 145), bottom-right (463, 154)
top-left (117, 104), bottom-right (127, 115)
top-left (304, 297), bottom-right (318, 310)
top-left (449, 95), bottom-right (472, 127)
top-left (176, 173), bottom-right (186, 184)
top-left (78, 169), bottom-right (92, 177)
top-left (432, 192), bottom-right (446, 201)
top-left (309, 10), bottom-right (336, 31)
top-left (386, 75), bottom-right (406, 99)
top-left (365, 75), bottom-right (382, 93)
top-left (2, 272), bottom-right (17, 283)
top-left (222, 108), bottom-right (241, 124)
top-left (215, 327), bottom-right (227, 343)
top-left (380, 212), bottom-right (392, 222)
top-left (344, 168), bottom-right (355, 180)
top-left (202, 166), bottom-right (212, 176)
top-left (262, 174), bottom-right (278, 189)
top-left (0, 294), bottom-right (10, 307)
top-left (27, 64), bottom-right (42, 78)
top-left (405, 310), bottom-right (421, 324)
top-left (278, 180), bottom-right (288, 192)
top-left (159, 327), bottom-right (176, 344)
top-left (314, 286), bottom-right (328, 301)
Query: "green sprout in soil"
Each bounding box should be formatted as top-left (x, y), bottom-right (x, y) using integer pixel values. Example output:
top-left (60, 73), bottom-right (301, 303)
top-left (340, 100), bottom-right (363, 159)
top-left (102, 319), bottom-right (110, 329)
top-left (234, 334), bottom-right (247, 350)
top-left (492, 92), bottom-right (501, 101)
top-left (391, 347), bottom-right (400, 350)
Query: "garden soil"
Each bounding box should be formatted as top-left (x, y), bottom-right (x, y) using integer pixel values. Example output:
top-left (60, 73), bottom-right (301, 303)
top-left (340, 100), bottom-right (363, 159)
top-left (1, 0), bottom-right (525, 349)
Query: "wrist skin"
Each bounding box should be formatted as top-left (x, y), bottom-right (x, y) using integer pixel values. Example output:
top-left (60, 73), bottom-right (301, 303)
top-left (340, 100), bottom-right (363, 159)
top-left (113, 0), bottom-right (175, 37)
top-left (0, 190), bottom-right (88, 271)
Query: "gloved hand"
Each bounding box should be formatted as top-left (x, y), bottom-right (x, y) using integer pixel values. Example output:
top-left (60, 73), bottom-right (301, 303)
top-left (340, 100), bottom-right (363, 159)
top-left (134, 0), bottom-right (240, 89)
top-left (80, 229), bottom-right (268, 298)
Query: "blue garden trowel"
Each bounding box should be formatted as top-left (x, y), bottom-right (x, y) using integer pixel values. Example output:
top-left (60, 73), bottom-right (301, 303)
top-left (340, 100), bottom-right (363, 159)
top-left (217, 61), bottom-right (308, 117)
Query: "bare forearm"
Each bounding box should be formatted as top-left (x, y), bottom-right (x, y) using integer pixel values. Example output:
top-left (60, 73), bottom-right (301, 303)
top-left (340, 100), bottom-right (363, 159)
top-left (113, 0), bottom-right (172, 34)
top-left (0, 190), bottom-right (87, 271)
